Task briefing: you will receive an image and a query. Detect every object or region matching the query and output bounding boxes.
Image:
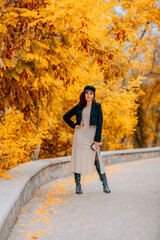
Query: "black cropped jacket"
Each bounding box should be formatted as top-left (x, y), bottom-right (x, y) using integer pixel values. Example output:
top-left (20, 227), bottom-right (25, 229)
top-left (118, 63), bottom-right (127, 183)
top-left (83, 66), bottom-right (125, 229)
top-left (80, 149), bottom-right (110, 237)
top-left (63, 101), bottom-right (103, 142)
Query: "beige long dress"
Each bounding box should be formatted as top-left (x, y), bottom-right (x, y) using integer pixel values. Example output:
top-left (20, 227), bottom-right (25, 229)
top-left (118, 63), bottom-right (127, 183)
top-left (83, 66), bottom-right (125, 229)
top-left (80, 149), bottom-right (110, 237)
top-left (71, 106), bottom-right (105, 176)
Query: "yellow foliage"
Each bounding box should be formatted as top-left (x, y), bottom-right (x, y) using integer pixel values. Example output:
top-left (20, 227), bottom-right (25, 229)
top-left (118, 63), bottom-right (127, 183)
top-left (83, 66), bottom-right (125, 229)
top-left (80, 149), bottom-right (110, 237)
top-left (0, 0), bottom-right (159, 176)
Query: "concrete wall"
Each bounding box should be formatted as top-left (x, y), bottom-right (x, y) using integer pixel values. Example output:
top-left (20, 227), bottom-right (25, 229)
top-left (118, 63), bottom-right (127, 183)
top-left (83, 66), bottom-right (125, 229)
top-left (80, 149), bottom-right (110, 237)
top-left (102, 147), bottom-right (160, 165)
top-left (0, 147), bottom-right (160, 240)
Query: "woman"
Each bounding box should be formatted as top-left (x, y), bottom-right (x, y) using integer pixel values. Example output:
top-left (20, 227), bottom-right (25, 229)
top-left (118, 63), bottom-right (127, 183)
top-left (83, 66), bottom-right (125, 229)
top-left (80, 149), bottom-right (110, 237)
top-left (63, 85), bottom-right (111, 194)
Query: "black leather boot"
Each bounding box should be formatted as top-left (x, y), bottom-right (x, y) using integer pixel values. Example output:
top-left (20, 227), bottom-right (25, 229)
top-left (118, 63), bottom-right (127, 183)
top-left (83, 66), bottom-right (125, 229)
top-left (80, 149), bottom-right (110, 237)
top-left (74, 172), bottom-right (83, 194)
top-left (94, 160), bottom-right (111, 193)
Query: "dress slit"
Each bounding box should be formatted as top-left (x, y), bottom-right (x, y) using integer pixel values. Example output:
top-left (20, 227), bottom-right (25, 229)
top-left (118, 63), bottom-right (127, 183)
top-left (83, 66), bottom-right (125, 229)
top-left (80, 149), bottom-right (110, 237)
top-left (95, 151), bottom-right (99, 161)
top-left (94, 147), bottom-right (105, 174)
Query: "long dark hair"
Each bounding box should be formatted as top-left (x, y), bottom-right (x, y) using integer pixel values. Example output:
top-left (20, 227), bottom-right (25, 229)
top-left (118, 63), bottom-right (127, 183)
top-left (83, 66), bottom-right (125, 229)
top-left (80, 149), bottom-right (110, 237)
top-left (78, 91), bottom-right (96, 109)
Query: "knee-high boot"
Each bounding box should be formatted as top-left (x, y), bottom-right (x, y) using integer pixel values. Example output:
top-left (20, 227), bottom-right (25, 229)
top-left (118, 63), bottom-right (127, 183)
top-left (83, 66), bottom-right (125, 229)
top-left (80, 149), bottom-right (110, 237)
top-left (74, 172), bottom-right (83, 194)
top-left (94, 160), bottom-right (111, 193)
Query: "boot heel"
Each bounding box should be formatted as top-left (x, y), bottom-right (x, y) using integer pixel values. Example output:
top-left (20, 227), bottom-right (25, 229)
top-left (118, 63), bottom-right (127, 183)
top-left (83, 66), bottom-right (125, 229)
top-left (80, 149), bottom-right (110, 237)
top-left (76, 184), bottom-right (83, 194)
top-left (103, 181), bottom-right (111, 193)
top-left (74, 172), bottom-right (83, 194)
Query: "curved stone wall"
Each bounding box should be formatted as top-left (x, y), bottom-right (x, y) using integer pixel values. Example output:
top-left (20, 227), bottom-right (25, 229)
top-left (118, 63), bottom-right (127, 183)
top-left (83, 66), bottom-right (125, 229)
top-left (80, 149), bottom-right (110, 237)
top-left (0, 147), bottom-right (160, 240)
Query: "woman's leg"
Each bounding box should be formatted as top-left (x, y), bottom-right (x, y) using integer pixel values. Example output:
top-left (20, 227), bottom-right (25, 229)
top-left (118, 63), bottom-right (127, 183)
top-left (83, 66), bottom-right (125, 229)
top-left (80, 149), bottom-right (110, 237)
top-left (94, 152), bottom-right (111, 193)
top-left (74, 172), bottom-right (83, 194)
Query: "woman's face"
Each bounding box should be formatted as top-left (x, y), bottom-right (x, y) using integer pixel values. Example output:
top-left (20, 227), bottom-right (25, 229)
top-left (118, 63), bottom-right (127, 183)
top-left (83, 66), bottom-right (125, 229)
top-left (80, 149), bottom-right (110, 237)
top-left (85, 90), bottom-right (94, 101)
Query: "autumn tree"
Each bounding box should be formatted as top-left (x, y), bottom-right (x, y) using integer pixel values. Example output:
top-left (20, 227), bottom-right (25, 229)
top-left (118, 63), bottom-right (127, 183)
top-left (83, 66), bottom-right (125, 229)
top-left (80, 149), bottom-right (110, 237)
top-left (132, 43), bottom-right (160, 148)
top-left (0, 0), bottom-right (159, 176)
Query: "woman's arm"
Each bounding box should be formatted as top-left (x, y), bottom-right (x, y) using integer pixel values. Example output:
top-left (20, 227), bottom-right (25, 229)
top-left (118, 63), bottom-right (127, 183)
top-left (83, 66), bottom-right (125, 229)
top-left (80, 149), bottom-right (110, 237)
top-left (63, 104), bottom-right (78, 129)
top-left (94, 103), bottom-right (103, 142)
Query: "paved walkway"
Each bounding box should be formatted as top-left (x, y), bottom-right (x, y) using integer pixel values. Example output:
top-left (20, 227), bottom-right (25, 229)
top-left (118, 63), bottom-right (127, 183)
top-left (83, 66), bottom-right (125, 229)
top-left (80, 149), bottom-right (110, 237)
top-left (8, 158), bottom-right (160, 240)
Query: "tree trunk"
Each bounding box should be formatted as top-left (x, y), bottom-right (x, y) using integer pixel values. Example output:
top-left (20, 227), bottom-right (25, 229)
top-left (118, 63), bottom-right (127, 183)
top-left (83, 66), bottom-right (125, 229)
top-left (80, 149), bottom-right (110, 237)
top-left (30, 120), bottom-right (41, 160)
top-left (133, 98), bottom-right (148, 148)
top-left (31, 144), bottom-right (41, 160)
top-left (152, 115), bottom-right (160, 147)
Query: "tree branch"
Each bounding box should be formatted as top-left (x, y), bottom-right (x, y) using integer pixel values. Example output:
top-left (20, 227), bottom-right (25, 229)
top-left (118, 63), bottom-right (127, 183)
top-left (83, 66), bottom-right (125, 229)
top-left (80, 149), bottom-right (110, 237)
top-left (144, 71), bottom-right (160, 77)
top-left (144, 47), bottom-right (160, 77)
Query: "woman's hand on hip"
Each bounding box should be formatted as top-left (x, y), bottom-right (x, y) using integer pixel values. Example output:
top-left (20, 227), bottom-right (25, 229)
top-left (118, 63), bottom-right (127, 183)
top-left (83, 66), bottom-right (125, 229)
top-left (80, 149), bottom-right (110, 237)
top-left (75, 123), bottom-right (84, 129)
